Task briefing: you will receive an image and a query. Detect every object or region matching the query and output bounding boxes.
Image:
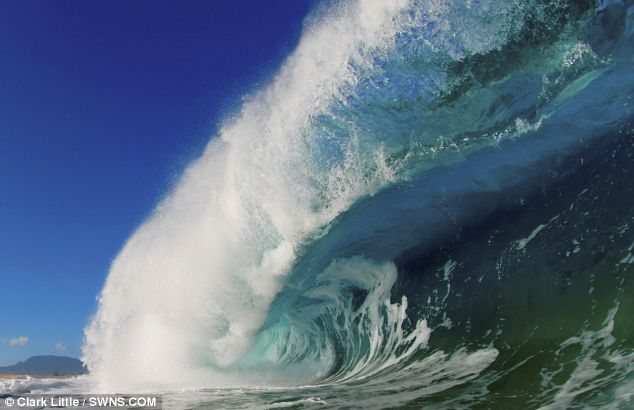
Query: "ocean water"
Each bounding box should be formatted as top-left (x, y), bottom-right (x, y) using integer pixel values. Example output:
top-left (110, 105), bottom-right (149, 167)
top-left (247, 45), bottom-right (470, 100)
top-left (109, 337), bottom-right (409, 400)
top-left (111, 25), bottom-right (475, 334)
top-left (5, 0), bottom-right (634, 408)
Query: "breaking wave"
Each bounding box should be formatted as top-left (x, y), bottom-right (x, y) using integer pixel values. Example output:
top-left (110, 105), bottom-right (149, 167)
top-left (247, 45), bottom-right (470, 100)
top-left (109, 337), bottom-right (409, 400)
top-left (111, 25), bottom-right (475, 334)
top-left (83, 1), bottom-right (634, 408)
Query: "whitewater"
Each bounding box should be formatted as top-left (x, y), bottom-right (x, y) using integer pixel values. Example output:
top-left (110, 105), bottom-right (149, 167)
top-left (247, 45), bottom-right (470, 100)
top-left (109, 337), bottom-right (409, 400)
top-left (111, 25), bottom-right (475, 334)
top-left (4, 0), bottom-right (633, 408)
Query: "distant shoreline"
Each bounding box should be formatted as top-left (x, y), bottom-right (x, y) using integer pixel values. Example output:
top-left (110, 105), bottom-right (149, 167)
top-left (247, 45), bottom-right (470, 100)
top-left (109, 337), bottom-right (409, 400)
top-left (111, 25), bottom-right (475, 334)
top-left (0, 373), bottom-right (82, 380)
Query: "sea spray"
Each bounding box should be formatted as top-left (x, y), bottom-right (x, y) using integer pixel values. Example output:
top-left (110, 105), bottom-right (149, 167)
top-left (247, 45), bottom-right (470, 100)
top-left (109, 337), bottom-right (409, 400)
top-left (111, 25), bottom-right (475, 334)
top-left (83, 0), bottom-right (412, 392)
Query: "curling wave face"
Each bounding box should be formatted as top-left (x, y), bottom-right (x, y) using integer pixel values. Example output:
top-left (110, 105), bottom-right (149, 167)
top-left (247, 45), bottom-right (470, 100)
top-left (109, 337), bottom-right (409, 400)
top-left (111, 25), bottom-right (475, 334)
top-left (84, 0), bottom-right (634, 407)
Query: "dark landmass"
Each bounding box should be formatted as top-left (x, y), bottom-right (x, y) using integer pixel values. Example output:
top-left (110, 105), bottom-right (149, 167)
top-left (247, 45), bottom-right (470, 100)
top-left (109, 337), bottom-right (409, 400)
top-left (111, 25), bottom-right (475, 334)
top-left (0, 355), bottom-right (87, 376)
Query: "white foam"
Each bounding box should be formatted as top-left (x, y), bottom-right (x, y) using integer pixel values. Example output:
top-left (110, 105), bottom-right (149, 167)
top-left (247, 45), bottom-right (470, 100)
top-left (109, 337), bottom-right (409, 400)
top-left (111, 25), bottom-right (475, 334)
top-left (0, 376), bottom-right (89, 395)
top-left (538, 305), bottom-right (633, 410)
top-left (515, 215), bottom-right (560, 250)
top-left (618, 241), bottom-right (634, 264)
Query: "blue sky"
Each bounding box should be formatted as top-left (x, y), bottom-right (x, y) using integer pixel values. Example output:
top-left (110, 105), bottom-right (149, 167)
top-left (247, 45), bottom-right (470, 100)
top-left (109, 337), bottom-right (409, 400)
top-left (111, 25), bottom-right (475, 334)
top-left (0, 0), bottom-right (313, 366)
